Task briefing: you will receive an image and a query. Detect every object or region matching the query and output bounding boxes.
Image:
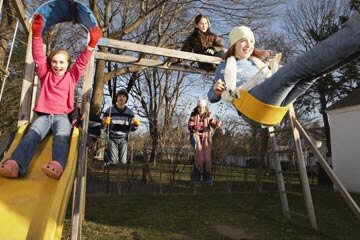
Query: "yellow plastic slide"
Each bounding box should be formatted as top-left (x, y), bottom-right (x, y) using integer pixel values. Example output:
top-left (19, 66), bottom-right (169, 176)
top-left (0, 124), bottom-right (80, 240)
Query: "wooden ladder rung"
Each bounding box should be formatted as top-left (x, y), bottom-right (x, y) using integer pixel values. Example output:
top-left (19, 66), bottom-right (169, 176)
top-left (273, 149), bottom-right (293, 153)
top-left (287, 210), bottom-right (307, 218)
top-left (278, 170), bottom-right (299, 175)
top-left (283, 190), bottom-right (304, 196)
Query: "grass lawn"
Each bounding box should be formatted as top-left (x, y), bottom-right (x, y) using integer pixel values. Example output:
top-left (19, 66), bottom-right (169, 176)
top-left (61, 187), bottom-right (360, 240)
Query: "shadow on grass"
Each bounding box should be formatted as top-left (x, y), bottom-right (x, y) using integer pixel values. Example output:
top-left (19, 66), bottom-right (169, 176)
top-left (62, 188), bottom-right (360, 240)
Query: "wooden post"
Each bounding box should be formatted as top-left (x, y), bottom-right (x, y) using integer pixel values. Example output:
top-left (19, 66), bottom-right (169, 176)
top-left (97, 38), bottom-right (221, 64)
top-left (17, 34), bottom-right (35, 126)
top-left (293, 118), bottom-right (360, 222)
top-left (268, 126), bottom-right (291, 220)
top-left (288, 105), bottom-right (318, 230)
top-left (10, 0), bottom-right (30, 35)
top-left (71, 52), bottom-right (94, 240)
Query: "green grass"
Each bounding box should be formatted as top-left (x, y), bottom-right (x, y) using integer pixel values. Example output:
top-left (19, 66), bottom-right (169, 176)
top-left (61, 188), bottom-right (360, 240)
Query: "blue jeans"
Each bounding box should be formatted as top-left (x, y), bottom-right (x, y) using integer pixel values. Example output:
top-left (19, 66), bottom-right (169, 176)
top-left (189, 135), bottom-right (196, 148)
top-left (250, 11), bottom-right (360, 106)
top-left (105, 137), bottom-right (128, 165)
top-left (10, 114), bottom-right (71, 176)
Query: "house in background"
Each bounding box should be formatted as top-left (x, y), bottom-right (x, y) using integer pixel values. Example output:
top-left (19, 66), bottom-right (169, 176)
top-left (327, 88), bottom-right (360, 193)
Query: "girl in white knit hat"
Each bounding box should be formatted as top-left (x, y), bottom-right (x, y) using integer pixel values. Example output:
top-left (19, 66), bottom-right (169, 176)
top-left (208, 10), bottom-right (360, 126)
top-left (188, 99), bottom-right (221, 184)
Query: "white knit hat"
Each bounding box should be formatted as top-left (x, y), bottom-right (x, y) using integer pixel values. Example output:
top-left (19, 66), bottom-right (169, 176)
top-left (229, 26), bottom-right (255, 47)
top-left (197, 99), bottom-right (207, 107)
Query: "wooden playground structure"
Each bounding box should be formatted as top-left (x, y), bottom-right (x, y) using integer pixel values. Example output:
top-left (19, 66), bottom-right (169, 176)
top-left (1, 0), bottom-right (360, 239)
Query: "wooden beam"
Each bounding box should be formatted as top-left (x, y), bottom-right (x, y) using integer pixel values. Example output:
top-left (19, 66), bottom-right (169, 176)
top-left (0, 0), bottom-right (3, 15)
top-left (11, 0), bottom-right (30, 35)
top-left (95, 51), bottom-right (214, 75)
top-left (97, 38), bottom-right (222, 64)
top-left (293, 117), bottom-right (360, 222)
top-left (268, 126), bottom-right (291, 220)
top-left (17, 34), bottom-right (35, 126)
top-left (288, 105), bottom-right (318, 230)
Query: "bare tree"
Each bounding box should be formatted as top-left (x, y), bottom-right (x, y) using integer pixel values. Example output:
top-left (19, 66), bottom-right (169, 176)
top-left (284, 0), bottom-right (359, 156)
top-left (0, 0), bottom-right (18, 66)
top-left (87, 0), bottom-right (284, 115)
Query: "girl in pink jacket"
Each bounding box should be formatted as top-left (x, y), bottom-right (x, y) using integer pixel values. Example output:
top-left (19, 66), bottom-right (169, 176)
top-left (188, 99), bottom-right (221, 184)
top-left (0, 14), bottom-right (102, 179)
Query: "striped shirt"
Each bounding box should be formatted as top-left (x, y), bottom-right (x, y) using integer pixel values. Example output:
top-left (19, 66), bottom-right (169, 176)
top-left (104, 106), bottom-right (138, 139)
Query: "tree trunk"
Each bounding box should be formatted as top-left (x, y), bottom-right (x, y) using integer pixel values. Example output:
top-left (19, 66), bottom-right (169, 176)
top-left (322, 111), bottom-right (331, 157)
top-left (320, 94), bottom-right (332, 157)
top-left (0, 0), bottom-right (17, 66)
top-left (90, 53), bottom-right (106, 115)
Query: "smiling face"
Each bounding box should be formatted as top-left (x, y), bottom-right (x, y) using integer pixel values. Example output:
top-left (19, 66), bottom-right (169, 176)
top-left (48, 49), bottom-right (71, 76)
top-left (50, 52), bottom-right (70, 76)
top-left (195, 17), bottom-right (209, 33)
top-left (234, 37), bottom-right (255, 60)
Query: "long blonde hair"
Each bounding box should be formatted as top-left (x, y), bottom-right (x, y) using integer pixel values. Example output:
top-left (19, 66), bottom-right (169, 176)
top-left (190, 106), bottom-right (211, 118)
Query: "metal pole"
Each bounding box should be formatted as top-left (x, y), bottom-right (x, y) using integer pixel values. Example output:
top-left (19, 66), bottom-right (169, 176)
top-left (6, 20), bottom-right (19, 70)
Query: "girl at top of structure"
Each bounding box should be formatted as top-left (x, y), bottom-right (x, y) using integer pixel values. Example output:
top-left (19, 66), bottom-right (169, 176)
top-left (188, 99), bottom-right (221, 184)
top-left (175, 14), bottom-right (225, 72)
top-left (0, 14), bottom-right (102, 179)
top-left (208, 9), bottom-right (360, 126)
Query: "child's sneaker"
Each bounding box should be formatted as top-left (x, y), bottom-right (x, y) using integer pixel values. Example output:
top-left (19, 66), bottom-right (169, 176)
top-left (41, 161), bottom-right (63, 179)
top-left (0, 160), bottom-right (19, 178)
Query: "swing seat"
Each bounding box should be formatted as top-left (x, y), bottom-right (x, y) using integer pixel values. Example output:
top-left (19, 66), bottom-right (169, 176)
top-left (233, 90), bottom-right (289, 125)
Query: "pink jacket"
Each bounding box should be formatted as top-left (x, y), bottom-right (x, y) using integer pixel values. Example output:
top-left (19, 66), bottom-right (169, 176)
top-left (32, 37), bottom-right (92, 114)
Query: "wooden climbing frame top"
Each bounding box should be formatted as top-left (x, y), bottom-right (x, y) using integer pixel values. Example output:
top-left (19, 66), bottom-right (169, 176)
top-left (96, 38), bottom-right (223, 75)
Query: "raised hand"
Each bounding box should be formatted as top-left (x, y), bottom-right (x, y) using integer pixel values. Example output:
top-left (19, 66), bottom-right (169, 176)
top-left (32, 14), bottom-right (44, 38)
top-left (88, 26), bottom-right (102, 48)
top-left (103, 117), bottom-right (111, 125)
top-left (132, 118), bottom-right (141, 127)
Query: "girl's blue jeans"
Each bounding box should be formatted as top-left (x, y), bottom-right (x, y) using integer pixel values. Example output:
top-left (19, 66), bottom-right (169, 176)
top-left (250, 10), bottom-right (360, 106)
top-left (10, 114), bottom-right (71, 176)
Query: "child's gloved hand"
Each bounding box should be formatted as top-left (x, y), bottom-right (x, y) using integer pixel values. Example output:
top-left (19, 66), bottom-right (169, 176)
top-left (206, 48), bottom-right (215, 55)
top-left (215, 120), bottom-right (222, 128)
top-left (32, 14), bottom-right (44, 38)
top-left (132, 118), bottom-right (141, 126)
top-left (103, 116), bottom-right (111, 125)
top-left (88, 26), bottom-right (103, 48)
top-left (221, 89), bottom-right (234, 102)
